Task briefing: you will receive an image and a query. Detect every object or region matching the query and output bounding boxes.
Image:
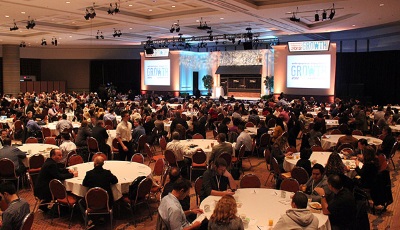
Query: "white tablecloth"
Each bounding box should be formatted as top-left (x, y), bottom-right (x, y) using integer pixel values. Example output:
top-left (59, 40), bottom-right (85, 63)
top-left (0, 118), bottom-right (14, 128)
top-left (196, 188), bottom-right (330, 230)
top-left (321, 135), bottom-right (382, 150)
top-left (64, 161), bottom-right (151, 201)
top-left (390, 125), bottom-right (400, 133)
top-left (106, 130), bottom-right (117, 148)
top-left (325, 120), bottom-right (339, 129)
top-left (41, 122), bottom-right (81, 136)
top-left (179, 139), bottom-right (218, 161)
top-left (182, 111), bottom-right (198, 118)
top-left (283, 151), bottom-right (361, 177)
top-left (17, 143), bottom-right (59, 167)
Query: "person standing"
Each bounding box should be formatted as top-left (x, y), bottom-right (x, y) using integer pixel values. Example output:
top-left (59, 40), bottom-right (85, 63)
top-left (0, 182), bottom-right (30, 230)
top-left (116, 110), bottom-right (133, 161)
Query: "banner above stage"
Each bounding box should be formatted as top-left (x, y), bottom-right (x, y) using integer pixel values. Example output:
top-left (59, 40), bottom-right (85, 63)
top-left (215, 65), bottom-right (262, 75)
top-left (288, 40), bottom-right (330, 52)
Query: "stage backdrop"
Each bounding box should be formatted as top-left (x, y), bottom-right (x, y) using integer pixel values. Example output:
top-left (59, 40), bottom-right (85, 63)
top-left (274, 43), bottom-right (336, 97)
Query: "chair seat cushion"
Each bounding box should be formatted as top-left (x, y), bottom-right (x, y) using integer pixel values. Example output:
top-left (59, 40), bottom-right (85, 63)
top-left (281, 172), bottom-right (291, 179)
top-left (57, 194), bottom-right (78, 205)
top-left (192, 162), bottom-right (207, 167)
top-left (28, 168), bottom-right (41, 174)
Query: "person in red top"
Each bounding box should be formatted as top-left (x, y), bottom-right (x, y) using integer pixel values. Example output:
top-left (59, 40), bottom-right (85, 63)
top-left (208, 104), bottom-right (219, 129)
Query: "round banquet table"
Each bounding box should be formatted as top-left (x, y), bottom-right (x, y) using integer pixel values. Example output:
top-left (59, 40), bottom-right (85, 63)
top-left (17, 143), bottom-right (59, 167)
top-left (321, 135), bottom-right (382, 150)
top-left (390, 125), bottom-right (400, 133)
top-left (41, 121), bottom-right (81, 136)
top-left (179, 139), bottom-right (219, 162)
top-left (0, 118), bottom-right (14, 128)
top-left (64, 161), bottom-right (151, 201)
top-left (196, 188), bottom-right (330, 230)
top-left (283, 151), bottom-right (362, 178)
top-left (325, 119), bottom-right (339, 129)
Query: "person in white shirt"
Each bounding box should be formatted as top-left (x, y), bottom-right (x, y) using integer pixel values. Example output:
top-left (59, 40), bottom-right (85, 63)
top-left (235, 125), bottom-right (252, 156)
top-left (59, 132), bottom-right (76, 165)
top-left (56, 114), bottom-right (73, 134)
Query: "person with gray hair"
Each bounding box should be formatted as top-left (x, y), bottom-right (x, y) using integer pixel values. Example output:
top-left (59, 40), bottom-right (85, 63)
top-left (209, 133), bottom-right (233, 164)
top-left (166, 132), bottom-right (192, 178)
top-left (274, 191), bottom-right (319, 229)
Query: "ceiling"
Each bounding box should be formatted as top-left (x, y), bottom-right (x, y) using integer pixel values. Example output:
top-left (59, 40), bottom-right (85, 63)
top-left (0, 0), bottom-right (399, 47)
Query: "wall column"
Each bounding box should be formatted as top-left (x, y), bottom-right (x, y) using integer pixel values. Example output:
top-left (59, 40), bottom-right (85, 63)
top-left (2, 45), bottom-right (20, 96)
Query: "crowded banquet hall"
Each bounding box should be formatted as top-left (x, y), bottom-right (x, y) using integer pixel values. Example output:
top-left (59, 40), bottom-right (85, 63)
top-left (0, 0), bottom-right (400, 230)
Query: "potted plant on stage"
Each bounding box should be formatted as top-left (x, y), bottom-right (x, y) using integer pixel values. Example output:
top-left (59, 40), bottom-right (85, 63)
top-left (264, 75), bottom-right (274, 95)
top-left (202, 74), bottom-right (214, 96)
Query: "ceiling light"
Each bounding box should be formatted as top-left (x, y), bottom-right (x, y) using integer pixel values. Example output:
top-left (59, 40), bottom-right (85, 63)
top-left (26, 16), bottom-right (35, 29)
top-left (96, 30), bottom-right (104, 39)
top-left (10, 20), bottom-right (19, 31)
top-left (84, 4), bottom-right (96, 20)
top-left (21, 12), bottom-right (26, 14)
top-left (220, 18), bottom-right (224, 20)
top-left (170, 20), bottom-right (180, 33)
top-left (107, 2), bottom-right (120, 15)
top-left (149, 9), bottom-right (152, 11)
top-left (129, 4), bottom-right (132, 6)
top-left (379, 3), bottom-right (384, 6)
top-left (5, 15), bottom-right (9, 18)
top-left (322, 10), bottom-right (327, 20)
top-left (66, 1), bottom-right (70, 3)
top-left (172, 5), bottom-right (175, 8)
top-left (314, 11), bottom-right (319, 21)
top-left (129, 27), bottom-right (132, 29)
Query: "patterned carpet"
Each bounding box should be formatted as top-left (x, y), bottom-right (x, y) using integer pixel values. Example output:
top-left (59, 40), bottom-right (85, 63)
top-left (17, 132), bottom-right (400, 230)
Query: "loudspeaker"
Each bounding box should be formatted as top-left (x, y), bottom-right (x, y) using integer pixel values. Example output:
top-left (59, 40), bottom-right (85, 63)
top-left (243, 42), bottom-right (253, 50)
top-left (145, 48), bottom-right (154, 54)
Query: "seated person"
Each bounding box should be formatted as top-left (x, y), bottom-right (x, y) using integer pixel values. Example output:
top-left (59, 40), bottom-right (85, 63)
top-left (302, 164), bottom-right (331, 202)
top-left (0, 138), bottom-right (26, 176)
top-left (159, 178), bottom-right (203, 230)
top-left (200, 158), bottom-right (237, 202)
top-left (208, 195), bottom-right (244, 230)
top-left (379, 125), bottom-right (396, 158)
top-left (353, 138), bottom-right (368, 159)
top-left (355, 146), bottom-right (379, 190)
top-left (315, 174), bottom-right (356, 230)
top-left (274, 192), bottom-right (319, 229)
top-left (335, 128), bottom-right (358, 150)
top-left (0, 182), bottom-right (30, 230)
top-left (209, 133), bottom-right (233, 164)
top-left (166, 132), bottom-right (192, 178)
top-left (295, 148), bottom-right (312, 176)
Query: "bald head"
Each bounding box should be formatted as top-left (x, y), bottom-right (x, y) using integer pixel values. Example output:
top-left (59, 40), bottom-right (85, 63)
top-left (94, 155), bottom-right (105, 167)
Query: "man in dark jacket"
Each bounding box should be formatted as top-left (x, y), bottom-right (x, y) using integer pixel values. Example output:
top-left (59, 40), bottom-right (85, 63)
top-left (34, 149), bottom-right (76, 212)
top-left (170, 111), bottom-right (188, 134)
top-left (91, 120), bottom-right (111, 157)
top-left (82, 155), bottom-right (118, 205)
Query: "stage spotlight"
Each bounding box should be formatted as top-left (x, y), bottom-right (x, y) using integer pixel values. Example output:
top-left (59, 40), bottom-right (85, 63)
top-left (19, 42), bottom-right (26, 48)
top-left (41, 39), bottom-right (47, 46)
top-left (290, 13), bottom-right (300, 22)
top-left (84, 9), bottom-right (90, 20)
top-left (315, 12), bottom-right (319, 21)
top-left (170, 25), bottom-right (175, 33)
top-left (51, 37), bottom-right (58, 46)
top-left (26, 17), bottom-right (36, 29)
top-left (114, 3), bottom-right (120, 13)
top-left (84, 4), bottom-right (96, 20)
top-left (175, 26), bottom-right (180, 33)
top-left (113, 29), bottom-right (122, 37)
top-left (322, 10), bottom-right (327, 20)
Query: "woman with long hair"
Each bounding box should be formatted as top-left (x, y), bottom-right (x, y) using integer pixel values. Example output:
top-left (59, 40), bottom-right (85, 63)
top-left (325, 152), bottom-right (347, 176)
top-left (208, 195), bottom-right (244, 230)
top-left (355, 146), bottom-right (379, 189)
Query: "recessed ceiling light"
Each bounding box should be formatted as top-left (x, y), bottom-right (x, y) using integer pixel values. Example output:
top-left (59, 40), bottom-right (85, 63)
top-left (72, 21), bottom-right (75, 24)
top-left (5, 15), bottom-right (9, 18)
top-left (196, 20), bottom-right (199, 22)
top-left (379, 3), bottom-right (384, 6)
top-left (129, 27), bottom-right (132, 29)
top-left (21, 12), bottom-right (26, 14)
top-left (66, 1), bottom-right (70, 3)
top-left (172, 5), bottom-right (175, 8)
top-left (220, 17), bottom-right (224, 20)
top-left (352, 24), bottom-right (356, 27)
top-left (69, 36), bottom-right (72, 38)
top-left (129, 4), bottom-right (132, 7)
top-left (149, 9), bottom-right (152, 11)
top-left (59, 38), bottom-right (62, 39)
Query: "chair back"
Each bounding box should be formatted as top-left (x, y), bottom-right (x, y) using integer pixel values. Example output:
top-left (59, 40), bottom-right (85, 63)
top-left (144, 143), bottom-right (154, 158)
top-left (192, 150), bottom-right (207, 164)
top-left (20, 212), bottom-right (34, 230)
top-left (212, 129), bottom-right (218, 139)
top-left (25, 137), bottom-right (38, 143)
top-left (238, 144), bottom-right (246, 159)
top-left (372, 125), bottom-right (382, 137)
top-left (92, 152), bottom-right (107, 161)
top-left (104, 120), bottom-right (113, 128)
top-left (159, 136), bottom-right (167, 151)
top-left (194, 176), bottom-right (203, 205)
top-left (42, 127), bottom-right (52, 138)
top-left (267, 118), bottom-right (276, 128)
top-left (112, 138), bottom-right (119, 150)
top-left (390, 142), bottom-right (400, 159)
top-left (135, 178), bottom-right (153, 203)
top-left (245, 122), bottom-right (255, 128)
top-left (286, 146), bottom-right (297, 153)
top-left (14, 120), bottom-right (23, 131)
top-left (340, 148), bottom-right (354, 156)
top-left (264, 149), bottom-right (272, 170)
top-left (311, 145), bottom-right (325, 151)
top-left (271, 157), bottom-right (281, 175)
top-left (85, 187), bottom-right (110, 212)
top-left (44, 137), bottom-right (57, 145)
top-left (337, 143), bottom-right (354, 152)
top-left (228, 131), bottom-right (239, 143)
top-left (218, 152), bottom-right (232, 166)
top-left (131, 153), bottom-right (145, 164)
top-left (217, 113), bottom-right (224, 121)
top-left (192, 133), bottom-right (204, 139)
top-left (259, 133), bottom-right (270, 147)
top-left (49, 179), bottom-right (67, 201)
top-left (280, 178), bottom-right (300, 192)
top-left (290, 167), bottom-right (309, 184)
top-left (65, 150), bottom-right (77, 166)
top-left (87, 137), bottom-right (99, 152)
top-left (153, 159), bottom-right (166, 176)
top-left (331, 129), bottom-right (342, 134)
top-left (29, 154), bottom-right (45, 170)
top-left (240, 174), bottom-right (261, 188)
top-left (338, 123), bottom-right (349, 134)
top-left (68, 154), bottom-right (84, 166)
top-left (0, 159), bottom-right (17, 178)
top-left (352, 130), bottom-right (364, 136)
top-left (137, 134), bottom-right (147, 152)
top-left (164, 150), bottom-right (178, 167)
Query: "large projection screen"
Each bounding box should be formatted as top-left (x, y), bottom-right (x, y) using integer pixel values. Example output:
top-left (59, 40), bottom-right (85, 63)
top-left (287, 54), bottom-right (331, 89)
top-left (144, 59), bottom-right (170, 86)
top-left (274, 43), bottom-right (336, 96)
